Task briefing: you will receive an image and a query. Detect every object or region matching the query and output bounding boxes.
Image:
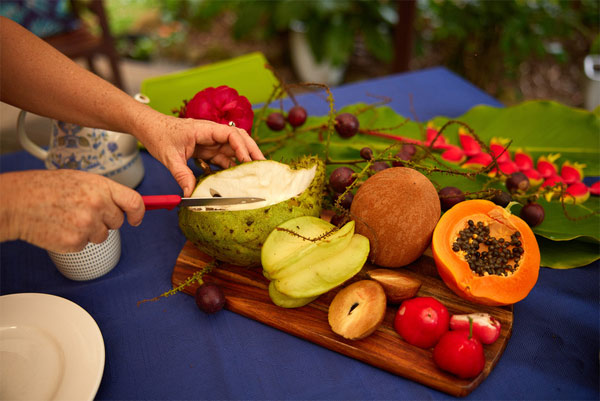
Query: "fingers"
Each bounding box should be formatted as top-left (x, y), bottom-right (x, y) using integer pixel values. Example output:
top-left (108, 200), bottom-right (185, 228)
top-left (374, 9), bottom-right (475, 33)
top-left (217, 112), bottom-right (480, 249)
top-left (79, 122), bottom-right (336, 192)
top-left (202, 122), bottom-right (265, 163)
top-left (210, 153), bottom-right (235, 169)
top-left (108, 180), bottom-right (145, 227)
top-left (229, 128), bottom-right (264, 163)
top-left (88, 225), bottom-right (109, 244)
top-left (169, 162), bottom-right (197, 198)
top-left (240, 130), bottom-right (266, 161)
top-left (102, 200), bottom-right (125, 229)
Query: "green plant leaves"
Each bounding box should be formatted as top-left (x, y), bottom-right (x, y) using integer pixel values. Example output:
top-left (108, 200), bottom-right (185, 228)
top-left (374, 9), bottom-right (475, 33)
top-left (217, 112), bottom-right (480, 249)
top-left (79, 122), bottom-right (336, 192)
top-left (254, 100), bottom-right (600, 268)
top-left (536, 236), bottom-right (599, 269)
top-left (430, 100), bottom-right (600, 175)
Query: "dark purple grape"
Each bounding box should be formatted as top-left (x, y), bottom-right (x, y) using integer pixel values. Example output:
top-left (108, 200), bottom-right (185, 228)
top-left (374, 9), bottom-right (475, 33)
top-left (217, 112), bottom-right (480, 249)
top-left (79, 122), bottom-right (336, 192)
top-left (370, 161), bottom-right (389, 173)
top-left (329, 167), bottom-right (355, 193)
top-left (330, 214), bottom-right (347, 227)
top-left (520, 202), bottom-right (545, 227)
top-left (392, 143), bottom-right (417, 167)
top-left (266, 112), bottom-right (286, 131)
top-left (506, 172), bottom-right (530, 193)
top-left (195, 283), bottom-right (226, 313)
top-left (287, 106), bottom-right (307, 127)
top-left (491, 191), bottom-right (512, 207)
top-left (336, 192), bottom-right (354, 209)
top-left (438, 186), bottom-right (465, 211)
top-left (359, 147), bottom-right (373, 160)
top-left (335, 113), bottom-right (360, 138)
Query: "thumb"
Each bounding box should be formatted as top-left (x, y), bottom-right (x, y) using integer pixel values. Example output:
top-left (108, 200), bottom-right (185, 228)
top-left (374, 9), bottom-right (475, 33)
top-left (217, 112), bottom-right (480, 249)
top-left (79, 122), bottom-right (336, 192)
top-left (108, 180), bottom-right (145, 226)
top-left (170, 162), bottom-right (196, 198)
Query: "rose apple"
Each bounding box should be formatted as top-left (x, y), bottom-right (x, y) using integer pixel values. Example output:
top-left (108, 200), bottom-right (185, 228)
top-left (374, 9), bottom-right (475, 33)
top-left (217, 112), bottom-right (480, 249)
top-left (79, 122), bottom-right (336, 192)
top-left (433, 325), bottom-right (485, 379)
top-left (393, 296), bottom-right (449, 348)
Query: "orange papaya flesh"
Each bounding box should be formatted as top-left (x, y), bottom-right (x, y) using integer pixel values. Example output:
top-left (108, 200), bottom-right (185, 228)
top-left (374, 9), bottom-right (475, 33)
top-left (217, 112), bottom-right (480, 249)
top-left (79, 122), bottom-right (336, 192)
top-left (432, 200), bottom-right (540, 306)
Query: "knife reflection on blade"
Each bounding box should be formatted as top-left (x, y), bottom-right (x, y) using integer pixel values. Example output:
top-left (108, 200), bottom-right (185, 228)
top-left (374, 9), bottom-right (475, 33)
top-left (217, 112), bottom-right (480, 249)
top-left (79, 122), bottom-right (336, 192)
top-left (142, 195), bottom-right (265, 210)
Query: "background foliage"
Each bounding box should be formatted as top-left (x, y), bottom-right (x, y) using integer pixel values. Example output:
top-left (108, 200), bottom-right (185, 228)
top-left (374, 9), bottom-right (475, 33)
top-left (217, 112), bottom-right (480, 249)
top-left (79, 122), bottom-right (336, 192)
top-left (106, 0), bottom-right (599, 107)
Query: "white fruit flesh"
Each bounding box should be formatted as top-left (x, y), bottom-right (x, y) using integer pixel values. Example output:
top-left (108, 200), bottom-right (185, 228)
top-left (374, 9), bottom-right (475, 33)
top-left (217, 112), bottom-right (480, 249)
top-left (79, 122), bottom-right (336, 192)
top-left (191, 161), bottom-right (317, 211)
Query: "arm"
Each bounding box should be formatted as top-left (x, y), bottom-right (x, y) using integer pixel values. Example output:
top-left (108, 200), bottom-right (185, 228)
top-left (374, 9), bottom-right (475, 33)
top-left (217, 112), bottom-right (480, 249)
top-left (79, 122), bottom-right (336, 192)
top-left (0, 16), bottom-right (265, 196)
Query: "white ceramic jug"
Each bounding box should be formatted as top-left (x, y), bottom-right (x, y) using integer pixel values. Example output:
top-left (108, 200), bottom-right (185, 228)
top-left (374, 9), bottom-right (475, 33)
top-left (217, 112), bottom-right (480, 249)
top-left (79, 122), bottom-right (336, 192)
top-left (17, 111), bottom-right (145, 188)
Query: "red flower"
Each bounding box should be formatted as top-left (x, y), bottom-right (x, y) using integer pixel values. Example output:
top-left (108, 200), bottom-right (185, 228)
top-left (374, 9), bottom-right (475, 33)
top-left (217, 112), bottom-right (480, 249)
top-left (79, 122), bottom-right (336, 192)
top-left (177, 86), bottom-right (254, 133)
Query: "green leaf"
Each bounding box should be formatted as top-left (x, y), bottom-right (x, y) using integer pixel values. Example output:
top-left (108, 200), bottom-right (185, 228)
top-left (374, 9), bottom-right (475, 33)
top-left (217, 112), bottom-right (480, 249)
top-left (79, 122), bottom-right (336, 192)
top-left (253, 100), bottom-right (600, 268)
top-left (537, 236), bottom-right (600, 269)
top-left (529, 198), bottom-right (600, 242)
top-left (323, 21), bottom-right (355, 67)
top-left (363, 24), bottom-right (393, 62)
top-left (431, 100), bottom-right (600, 176)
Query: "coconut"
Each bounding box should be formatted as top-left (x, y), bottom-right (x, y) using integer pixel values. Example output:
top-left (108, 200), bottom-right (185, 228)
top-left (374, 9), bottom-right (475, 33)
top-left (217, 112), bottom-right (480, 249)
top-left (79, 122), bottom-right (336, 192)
top-left (350, 167), bottom-right (440, 268)
top-left (178, 156), bottom-right (325, 266)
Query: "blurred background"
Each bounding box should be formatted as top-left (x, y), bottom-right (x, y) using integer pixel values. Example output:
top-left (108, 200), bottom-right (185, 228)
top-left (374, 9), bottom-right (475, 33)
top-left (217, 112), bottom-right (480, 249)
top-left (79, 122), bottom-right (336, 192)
top-left (103, 0), bottom-right (599, 107)
top-left (1, 0), bottom-right (599, 154)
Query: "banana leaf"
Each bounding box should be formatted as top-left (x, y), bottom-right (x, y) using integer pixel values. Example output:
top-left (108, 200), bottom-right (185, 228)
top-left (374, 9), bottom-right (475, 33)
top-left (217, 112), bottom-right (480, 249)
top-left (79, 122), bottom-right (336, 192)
top-left (536, 236), bottom-right (599, 269)
top-left (253, 100), bottom-right (600, 268)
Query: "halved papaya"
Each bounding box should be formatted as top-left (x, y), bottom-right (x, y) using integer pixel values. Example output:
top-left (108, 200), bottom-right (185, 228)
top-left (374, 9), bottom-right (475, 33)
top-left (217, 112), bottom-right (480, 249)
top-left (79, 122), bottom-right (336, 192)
top-left (431, 199), bottom-right (540, 306)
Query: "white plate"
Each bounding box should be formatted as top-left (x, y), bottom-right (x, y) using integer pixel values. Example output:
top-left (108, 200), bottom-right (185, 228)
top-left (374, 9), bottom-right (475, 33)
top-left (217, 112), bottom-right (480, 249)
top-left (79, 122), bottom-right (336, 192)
top-left (0, 293), bottom-right (105, 401)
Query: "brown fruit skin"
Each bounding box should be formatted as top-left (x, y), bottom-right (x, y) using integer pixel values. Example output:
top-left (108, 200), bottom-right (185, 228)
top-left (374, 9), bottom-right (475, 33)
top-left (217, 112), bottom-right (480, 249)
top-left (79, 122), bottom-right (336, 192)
top-left (366, 269), bottom-right (422, 303)
top-left (350, 167), bottom-right (441, 267)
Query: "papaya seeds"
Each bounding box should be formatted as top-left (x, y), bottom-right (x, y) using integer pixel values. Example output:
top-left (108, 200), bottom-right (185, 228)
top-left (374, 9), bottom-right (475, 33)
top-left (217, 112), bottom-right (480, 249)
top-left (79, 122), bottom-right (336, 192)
top-left (350, 167), bottom-right (441, 268)
top-left (432, 200), bottom-right (540, 306)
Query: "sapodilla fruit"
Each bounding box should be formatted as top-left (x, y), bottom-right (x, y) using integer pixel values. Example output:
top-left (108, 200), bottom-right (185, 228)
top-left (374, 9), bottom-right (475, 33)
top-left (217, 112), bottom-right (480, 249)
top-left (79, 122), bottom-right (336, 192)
top-left (328, 280), bottom-right (387, 340)
top-left (350, 167), bottom-right (441, 267)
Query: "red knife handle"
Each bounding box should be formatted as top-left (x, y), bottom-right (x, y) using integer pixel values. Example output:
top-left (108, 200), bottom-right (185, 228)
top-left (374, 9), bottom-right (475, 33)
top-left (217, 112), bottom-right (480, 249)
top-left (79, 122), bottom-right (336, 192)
top-left (142, 195), bottom-right (181, 210)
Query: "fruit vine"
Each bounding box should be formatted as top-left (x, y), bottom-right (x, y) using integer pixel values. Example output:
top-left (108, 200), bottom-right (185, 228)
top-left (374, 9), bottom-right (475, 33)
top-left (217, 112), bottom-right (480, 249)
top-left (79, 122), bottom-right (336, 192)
top-left (137, 260), bottom-right (217, 306)
top-left (253, 69), bottom-right (598, 226)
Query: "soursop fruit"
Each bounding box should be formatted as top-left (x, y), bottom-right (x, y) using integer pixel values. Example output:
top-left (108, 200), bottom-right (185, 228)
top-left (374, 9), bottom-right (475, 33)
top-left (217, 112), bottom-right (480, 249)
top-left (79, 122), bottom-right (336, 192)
top-left (178, 156), bottom-right (325, 266)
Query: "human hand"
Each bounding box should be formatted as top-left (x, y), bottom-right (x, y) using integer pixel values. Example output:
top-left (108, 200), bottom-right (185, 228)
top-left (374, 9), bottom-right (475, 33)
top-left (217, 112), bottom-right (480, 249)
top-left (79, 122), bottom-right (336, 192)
top-left (135, 112), bottom-right (265, 197)
top-left (0, 170), bottom-right (144, 253)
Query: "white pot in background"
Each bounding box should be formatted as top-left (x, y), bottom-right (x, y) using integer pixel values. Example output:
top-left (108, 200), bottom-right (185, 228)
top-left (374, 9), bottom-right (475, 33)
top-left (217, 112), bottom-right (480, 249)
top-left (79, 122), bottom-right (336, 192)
top-left (584, 55), bottom-right (600, 111)
top-left (289, 28), bottom-right (346, 87)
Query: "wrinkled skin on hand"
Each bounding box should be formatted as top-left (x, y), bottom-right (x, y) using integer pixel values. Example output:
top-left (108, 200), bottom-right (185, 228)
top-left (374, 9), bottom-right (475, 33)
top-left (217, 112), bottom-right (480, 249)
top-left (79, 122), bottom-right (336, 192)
top-left (0, 170), bottom-right (144, 253)
top-left (133, 111), bottom-right (265, 197)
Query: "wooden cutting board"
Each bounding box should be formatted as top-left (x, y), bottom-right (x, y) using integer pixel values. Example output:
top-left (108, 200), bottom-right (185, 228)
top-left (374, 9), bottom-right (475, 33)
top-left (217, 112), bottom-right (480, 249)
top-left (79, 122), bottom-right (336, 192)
top-left (172, 241), bottom-right (513, 397)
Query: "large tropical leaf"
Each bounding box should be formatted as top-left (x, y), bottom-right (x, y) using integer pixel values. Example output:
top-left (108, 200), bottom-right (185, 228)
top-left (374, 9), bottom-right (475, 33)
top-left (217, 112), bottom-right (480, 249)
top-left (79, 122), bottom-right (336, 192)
top-left (430, 100), bottom-right (600, 175)
top-left (536, 236), bottom-right (599, 269)
top-left (253, 100), bottom-right (600, 268)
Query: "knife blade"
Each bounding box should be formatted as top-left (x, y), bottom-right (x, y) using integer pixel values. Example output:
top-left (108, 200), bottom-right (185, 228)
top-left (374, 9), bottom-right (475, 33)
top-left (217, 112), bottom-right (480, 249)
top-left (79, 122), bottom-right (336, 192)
top-left (142, 195), bottom-right (265, 210)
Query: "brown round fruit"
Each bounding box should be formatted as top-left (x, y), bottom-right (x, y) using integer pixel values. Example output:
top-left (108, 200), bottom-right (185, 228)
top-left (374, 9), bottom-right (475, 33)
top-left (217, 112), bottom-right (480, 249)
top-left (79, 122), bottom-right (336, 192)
top-left (328, 280), bottom-right (387, 340)
top-left (350, 167), bottom-right (441, 267)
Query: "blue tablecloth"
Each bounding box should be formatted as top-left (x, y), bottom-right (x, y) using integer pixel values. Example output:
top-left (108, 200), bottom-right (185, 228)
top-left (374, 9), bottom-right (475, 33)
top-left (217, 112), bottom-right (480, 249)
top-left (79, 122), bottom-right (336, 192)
top-left (1, 67), bottom-right (598, 400)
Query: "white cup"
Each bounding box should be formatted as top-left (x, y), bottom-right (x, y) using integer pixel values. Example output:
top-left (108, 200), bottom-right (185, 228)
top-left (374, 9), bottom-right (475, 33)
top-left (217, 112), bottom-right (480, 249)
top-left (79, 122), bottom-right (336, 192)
top-left (48, 229), bottom-right (121, 281)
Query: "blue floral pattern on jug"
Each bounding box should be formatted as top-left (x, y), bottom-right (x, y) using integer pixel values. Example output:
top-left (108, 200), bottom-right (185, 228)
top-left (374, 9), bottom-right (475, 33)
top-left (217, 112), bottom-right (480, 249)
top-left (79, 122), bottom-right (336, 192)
top-left (47, 122), bottom-right (126, 172)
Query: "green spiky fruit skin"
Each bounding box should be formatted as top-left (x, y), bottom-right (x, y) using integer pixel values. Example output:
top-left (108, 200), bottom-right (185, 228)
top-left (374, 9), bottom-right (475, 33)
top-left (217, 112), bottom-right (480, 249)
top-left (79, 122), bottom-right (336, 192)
top-left (178, 156), bottom-right (326, 267)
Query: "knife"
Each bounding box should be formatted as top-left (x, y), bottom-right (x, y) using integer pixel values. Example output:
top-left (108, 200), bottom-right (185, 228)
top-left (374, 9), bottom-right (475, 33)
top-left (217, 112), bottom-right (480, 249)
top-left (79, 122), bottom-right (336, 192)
top-left (142, 195), bottom-right (266, 210)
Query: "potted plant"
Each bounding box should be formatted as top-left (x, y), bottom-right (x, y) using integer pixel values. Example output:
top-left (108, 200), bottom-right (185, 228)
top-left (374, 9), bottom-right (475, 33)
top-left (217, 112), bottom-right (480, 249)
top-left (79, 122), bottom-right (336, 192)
top-left (167, 0), bottom-right (398, 86)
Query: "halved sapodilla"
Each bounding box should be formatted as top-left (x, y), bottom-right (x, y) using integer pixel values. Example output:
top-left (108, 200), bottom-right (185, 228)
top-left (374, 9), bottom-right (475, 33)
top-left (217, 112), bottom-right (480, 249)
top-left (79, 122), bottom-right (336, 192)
top-left (432, 199), bottom-right (540, 306)
top-left (179, 156), bottom-right (325, 266)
